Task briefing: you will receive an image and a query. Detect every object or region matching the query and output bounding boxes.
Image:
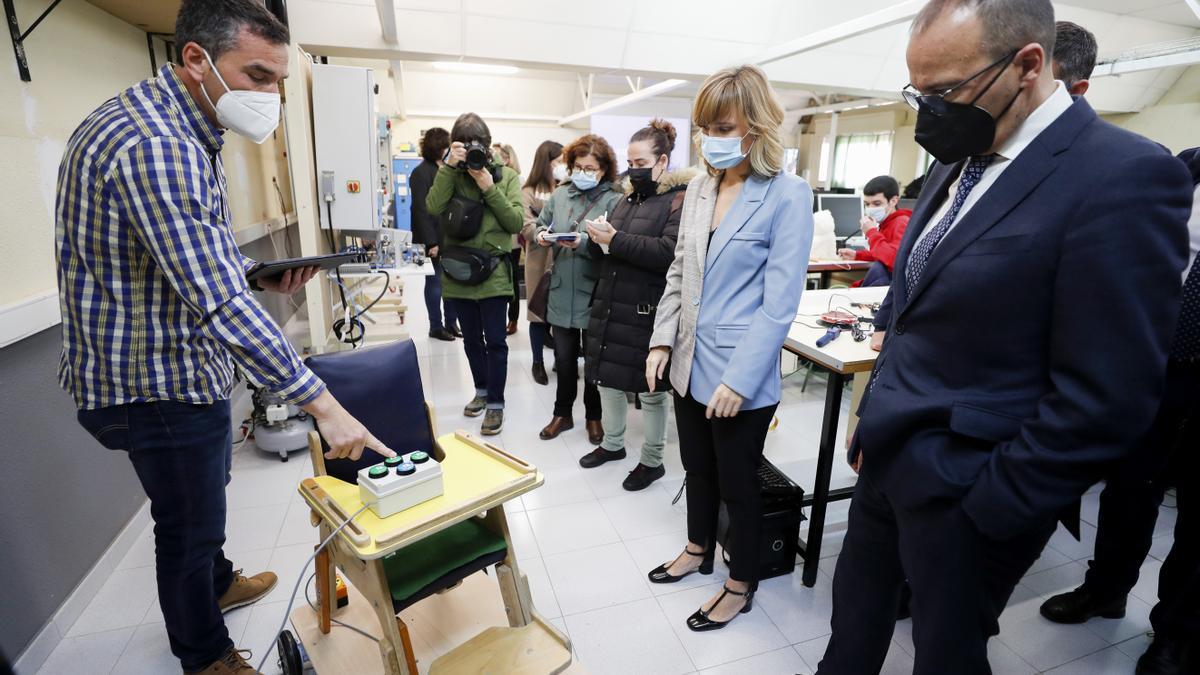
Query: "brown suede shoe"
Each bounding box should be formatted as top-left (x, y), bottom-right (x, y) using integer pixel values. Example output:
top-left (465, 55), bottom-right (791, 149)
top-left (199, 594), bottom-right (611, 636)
top-left (218, 569), bottom-right (277, 613)
top-left (187, 647), bottom-right (260, 674)
top-left (539, 416), bottom-right (574, 440)
top-left (586, 420), bottom-right (604, 445)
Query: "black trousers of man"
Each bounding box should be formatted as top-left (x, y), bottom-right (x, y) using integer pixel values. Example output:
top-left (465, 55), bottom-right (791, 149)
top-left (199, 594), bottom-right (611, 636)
top-left (1083, 361), bottom-right (1200, 599)
top-left (1147, 401), bottom-right (1200, 650)
top-left (817, 472), bottom-right (1056, 675)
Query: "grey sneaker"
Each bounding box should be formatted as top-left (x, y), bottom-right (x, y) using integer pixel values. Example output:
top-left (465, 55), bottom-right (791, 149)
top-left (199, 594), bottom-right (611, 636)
top-left (464, 396), bottom-right (487, 417)
top-left (481, 409), bottom-right (503, 435)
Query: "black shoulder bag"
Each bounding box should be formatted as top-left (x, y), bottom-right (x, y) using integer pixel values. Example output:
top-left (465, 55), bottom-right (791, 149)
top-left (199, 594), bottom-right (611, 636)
top-left (440, 246), bottom-right (505, 286)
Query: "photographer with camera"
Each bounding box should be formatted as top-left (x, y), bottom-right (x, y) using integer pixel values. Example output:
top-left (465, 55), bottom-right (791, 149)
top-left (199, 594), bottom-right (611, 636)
top-left (426, 113), bottom-right (524, 436)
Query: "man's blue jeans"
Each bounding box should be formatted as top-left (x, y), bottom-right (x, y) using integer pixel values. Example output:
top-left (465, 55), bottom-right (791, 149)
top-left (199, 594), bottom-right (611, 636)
top-left (77, 399), bottom-right (236, 671)
top-left (425, 259), bottom-right (458, 331)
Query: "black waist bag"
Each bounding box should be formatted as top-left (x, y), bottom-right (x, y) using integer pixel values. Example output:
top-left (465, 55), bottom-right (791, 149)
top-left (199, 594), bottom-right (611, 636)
top-left (441, 246), bottom-right (504, 285)
top-left (441, 195), bottom-right (485, 239)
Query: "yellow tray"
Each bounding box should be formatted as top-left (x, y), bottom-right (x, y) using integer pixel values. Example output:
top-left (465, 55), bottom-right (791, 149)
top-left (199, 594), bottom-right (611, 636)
top-left (300, 431), bottom-right (542, 559)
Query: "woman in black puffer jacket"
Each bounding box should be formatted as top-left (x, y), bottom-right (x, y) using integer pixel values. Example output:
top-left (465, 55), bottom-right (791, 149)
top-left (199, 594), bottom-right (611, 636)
top-left (579, 119), bottom-right (699, 492)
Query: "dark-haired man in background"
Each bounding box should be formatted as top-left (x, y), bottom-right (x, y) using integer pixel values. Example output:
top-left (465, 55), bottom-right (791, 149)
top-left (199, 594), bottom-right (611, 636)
top-left (838, 175), bottom-right (912, 287)
top-left (818, 0), bottom-right (1192, 671)
top-left (1053, 20), bottom-right (1097, 96)
top-left (1039, 146), bottom-right (1200, 674)
top-left (55, 1), bottom-right (393, 673)
top-left (410, 127), bottom-right (460, 342)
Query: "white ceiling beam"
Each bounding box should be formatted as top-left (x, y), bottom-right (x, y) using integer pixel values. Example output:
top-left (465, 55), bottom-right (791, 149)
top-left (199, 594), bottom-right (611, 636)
top-left (407, 109), bottom-right (562, 123)
top-left (389, 59), bottom-right (407, 120)
top-left (1185, 0), bottom-right (1200, 23)
top-left (1092, 47), bottom-right (1200, 77)
top-left (375, 0), bottom-right (398, 45)
top-left (789, 97), bottom-right (899, 116)
top-left (558, 78), bottom-right (689, 126)
top-left (743, 0), bottom-right (925, 66)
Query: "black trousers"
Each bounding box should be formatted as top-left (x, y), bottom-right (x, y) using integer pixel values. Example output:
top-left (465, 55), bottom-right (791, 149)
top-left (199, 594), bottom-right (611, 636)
top-left (1148, 363), bottom-right (1200, 641)
top-left (508, 249), bottom-right (521, 323)
top-left (673, 392), bottom-right (777, 583)
top-left (552, 325), bottom-right (599, 419)
top-left (818, 473), bottom-right (1055, 675)
top-left (1085, 360), bottom-right (1200, 596)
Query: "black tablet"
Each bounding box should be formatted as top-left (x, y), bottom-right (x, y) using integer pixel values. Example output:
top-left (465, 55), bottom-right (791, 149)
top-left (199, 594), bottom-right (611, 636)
top-left (245, 252), bottom-right (360, 283)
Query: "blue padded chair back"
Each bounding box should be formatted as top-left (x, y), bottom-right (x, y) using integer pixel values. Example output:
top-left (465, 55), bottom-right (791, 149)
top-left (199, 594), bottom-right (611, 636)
top-left (304, 339), bottom-right (434, 484)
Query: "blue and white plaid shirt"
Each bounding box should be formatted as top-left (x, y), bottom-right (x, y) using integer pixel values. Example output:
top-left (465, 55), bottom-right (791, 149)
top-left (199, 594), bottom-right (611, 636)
top-left (55, 65), bottom-right (324, 410)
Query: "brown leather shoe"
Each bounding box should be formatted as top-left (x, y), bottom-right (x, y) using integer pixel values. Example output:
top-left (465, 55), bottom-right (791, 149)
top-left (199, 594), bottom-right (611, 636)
top-left (586, 420), bottom-right (604, 445)
top-left (540, 416), bottom-right (574, 440)
top-left (218, 569), bottom-right (277, 613)
top-left (187, 647), bottom-right (260, 674)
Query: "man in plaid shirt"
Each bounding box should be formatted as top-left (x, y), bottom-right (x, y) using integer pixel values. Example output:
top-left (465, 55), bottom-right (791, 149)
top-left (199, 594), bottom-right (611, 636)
top-left (55, 1), bottom-right (393, 672)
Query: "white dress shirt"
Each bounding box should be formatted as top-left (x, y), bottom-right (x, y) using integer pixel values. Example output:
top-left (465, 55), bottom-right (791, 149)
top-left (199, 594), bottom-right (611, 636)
top-left (1186, 183), bottom-right (1200, 281)
top-left (914, 82), bottom-right (1074, 247)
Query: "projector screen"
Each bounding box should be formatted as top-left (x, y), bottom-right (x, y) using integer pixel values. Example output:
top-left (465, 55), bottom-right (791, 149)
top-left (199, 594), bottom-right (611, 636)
top-left (590, 114), bottom-right (692, 173)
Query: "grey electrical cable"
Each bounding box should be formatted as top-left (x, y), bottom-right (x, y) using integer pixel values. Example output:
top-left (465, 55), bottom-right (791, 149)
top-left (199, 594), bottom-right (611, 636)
top-left (303, 571), bottom-right (381, 642)
top-left (254, 502), bottom-right (371, 673)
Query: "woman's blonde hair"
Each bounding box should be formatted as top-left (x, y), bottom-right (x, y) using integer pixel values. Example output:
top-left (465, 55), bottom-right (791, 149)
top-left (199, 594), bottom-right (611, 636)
top-left (692, 64), bottom-right (785, 178)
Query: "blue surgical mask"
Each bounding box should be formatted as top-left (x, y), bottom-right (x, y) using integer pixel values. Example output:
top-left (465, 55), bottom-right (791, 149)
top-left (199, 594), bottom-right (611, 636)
top-left (571, 170), bottom-right (599, 191)
top-left (700, 132), bottom-right (751, 170)
top-left (865, 206), bottom-right (888, 223)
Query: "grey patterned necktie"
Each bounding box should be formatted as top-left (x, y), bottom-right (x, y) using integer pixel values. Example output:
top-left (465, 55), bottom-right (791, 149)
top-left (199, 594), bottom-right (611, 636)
top-left (1171, 256), bottom-right (1200, 361)
top-left (905, 155), bottom-right (995, 295)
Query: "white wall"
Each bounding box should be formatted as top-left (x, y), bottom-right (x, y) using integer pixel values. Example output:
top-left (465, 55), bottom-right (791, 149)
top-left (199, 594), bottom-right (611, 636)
top-left (0, 0), bottom-right (298, 313)
top-left (0, 0), bottom-right (150, 307)
top-left (1104, 65), bottom-right (1200, 155)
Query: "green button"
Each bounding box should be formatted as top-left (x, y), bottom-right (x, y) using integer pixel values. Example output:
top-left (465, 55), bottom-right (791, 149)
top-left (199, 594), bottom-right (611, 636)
top-left (409, 451), bottom-right (429, 464)
top-left (368, 465), bottom-right (388, 479)
top-left (384, 456), bottom-right (402, 467)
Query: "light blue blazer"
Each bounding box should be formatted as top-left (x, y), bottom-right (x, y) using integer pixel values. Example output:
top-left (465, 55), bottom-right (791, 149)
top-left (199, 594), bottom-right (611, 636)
top-left (651, 171), bottom-right (813, 411)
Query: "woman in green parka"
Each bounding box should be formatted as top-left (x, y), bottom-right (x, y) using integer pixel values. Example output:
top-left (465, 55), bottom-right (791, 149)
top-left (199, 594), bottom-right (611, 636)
top-left (426, 113), bottom-right (524, 436)
top-left (533, 134), bottom-right (623, 445)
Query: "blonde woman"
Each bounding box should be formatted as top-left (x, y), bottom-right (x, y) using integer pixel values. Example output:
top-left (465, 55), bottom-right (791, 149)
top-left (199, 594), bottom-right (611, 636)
top-left (645, 65), bottom-right (814, 630)
top-left (494, 142), bottom-right (524, 333)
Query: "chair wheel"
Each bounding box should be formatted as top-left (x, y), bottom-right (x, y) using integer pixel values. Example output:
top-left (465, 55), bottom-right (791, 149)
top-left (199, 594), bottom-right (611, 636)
top-left (276, 629), bottom-right (303, 675)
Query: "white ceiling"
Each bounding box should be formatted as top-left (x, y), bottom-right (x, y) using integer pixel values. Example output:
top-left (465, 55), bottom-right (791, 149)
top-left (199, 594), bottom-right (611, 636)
top-left (291, 0), bottom-right (1200, 114)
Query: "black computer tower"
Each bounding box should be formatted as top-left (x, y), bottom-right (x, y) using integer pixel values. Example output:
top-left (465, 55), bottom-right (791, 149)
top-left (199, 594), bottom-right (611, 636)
top-left (716, 457), bottom-right (806, 581)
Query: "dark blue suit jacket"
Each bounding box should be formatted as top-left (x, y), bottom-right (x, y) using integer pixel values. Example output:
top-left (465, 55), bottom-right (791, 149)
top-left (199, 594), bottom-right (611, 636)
top-left (855, 98), bottom-right (1193, 540)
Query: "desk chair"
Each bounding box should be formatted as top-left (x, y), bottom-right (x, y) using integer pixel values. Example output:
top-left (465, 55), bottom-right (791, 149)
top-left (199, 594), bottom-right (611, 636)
top-left (301, 340), bottom-right (528, 674)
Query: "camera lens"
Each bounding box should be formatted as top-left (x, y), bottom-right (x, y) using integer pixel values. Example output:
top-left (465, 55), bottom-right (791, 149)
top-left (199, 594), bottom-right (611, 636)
top-left (465, 143), bottom-right (487, 171)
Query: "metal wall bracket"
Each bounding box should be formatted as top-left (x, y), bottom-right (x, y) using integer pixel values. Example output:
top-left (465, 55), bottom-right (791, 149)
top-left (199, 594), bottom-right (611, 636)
top-left (145, 31), bottom-right (174, 76)
top-left (3, 0), bottom-right (64, 82)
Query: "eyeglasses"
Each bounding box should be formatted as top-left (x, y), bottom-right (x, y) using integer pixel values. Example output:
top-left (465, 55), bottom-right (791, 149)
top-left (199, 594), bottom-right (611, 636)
top-left (901, 49), bottom-right (1018, 114)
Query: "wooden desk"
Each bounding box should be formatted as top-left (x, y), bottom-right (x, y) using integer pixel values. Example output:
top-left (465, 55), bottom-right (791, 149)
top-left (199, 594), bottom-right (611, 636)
top-left (807, 260), bottom-right (872, 288)
top-left (784, 286), bottom-right (886, 586)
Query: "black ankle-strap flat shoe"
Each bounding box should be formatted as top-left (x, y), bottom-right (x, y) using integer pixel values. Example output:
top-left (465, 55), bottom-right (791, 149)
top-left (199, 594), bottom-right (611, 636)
top-left (686, 584), bottom-right (754, 632)
top-left (648, 547), bottom-right (714, 584)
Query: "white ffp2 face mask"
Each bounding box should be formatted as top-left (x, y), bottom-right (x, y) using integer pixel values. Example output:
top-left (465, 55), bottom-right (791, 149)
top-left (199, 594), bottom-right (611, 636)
top-left (199, 50), bottom-right (281, 144)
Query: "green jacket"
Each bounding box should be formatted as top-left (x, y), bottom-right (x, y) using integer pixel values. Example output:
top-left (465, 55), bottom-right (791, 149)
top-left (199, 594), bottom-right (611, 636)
top-left (535, 181), bottom-right (623, 329)
top-left (426, 161), bottom-right (524, 300)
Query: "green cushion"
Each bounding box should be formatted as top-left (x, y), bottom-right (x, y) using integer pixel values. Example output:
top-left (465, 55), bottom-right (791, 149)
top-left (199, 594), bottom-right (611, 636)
top-left (381, 518), bottom-right (508, 604)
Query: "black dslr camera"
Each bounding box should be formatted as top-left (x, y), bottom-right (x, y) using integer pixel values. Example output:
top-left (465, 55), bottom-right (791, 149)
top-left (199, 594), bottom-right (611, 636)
top-left (461, 141), bottom-right (489, 171)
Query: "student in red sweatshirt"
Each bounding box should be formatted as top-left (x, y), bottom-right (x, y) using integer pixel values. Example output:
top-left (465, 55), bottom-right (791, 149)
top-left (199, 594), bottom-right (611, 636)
top-left (838, 175), bottom-right (912, 287)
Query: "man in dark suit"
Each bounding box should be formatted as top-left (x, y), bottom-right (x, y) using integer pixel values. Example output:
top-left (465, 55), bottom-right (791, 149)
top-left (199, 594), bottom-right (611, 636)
top-left (1044, 148), bottom-right (1200, 675)
top-left (817, 0), bottom-right (1193, 672)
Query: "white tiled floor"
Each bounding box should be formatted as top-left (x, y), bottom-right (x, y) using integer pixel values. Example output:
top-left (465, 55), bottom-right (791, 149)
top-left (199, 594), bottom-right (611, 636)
top-left (36, 279), bottom-right (1177, 675)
